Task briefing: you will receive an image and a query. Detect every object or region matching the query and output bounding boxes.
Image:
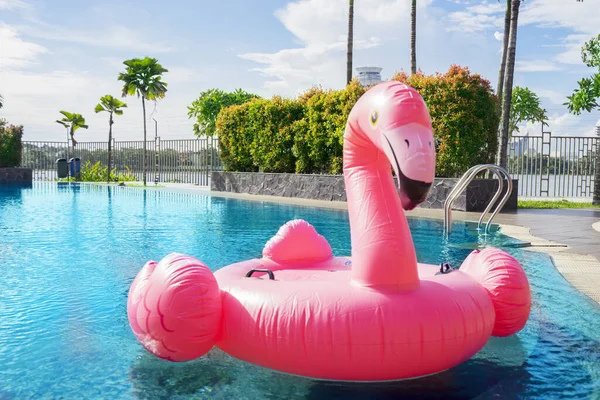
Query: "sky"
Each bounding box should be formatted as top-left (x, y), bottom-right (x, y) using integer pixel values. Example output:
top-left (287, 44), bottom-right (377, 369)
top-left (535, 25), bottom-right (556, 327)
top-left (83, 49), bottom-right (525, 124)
top-left (1, 0), bottom-right (599, 143)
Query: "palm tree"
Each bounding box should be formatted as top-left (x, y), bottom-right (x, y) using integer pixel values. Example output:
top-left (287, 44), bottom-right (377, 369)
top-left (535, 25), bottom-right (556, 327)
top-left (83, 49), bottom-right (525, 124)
top-left (496, 0), bottom-right (583, 168)
top-left (346, 0), bottom-right (354, 85)
top-left (95, 95), bottom-right (127, 183)
top-left (497, 0), bottom-right (520, 169)
top-left (56, 111), bottom-right (88, 178)
top-left (495, 0), bottom-right (511, 118)
top-left (411, 0), bottom-right (417, 74)
top-left (56, 111), bottom-right (88, 150)
top-left (118, 57), bottom-right (168, 186)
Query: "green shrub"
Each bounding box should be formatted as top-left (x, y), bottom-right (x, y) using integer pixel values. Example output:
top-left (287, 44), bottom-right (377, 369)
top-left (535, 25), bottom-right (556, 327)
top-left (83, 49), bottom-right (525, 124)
top-left (215, 66), bottom-right (498, 178)
top-left (0, 120), bottom-right (23, 168)
top-left (248, 96), bottom-right (305, 173)
top-left (216, 97), bottom-right (305, 173)
top-left (292, 80), bottom-right (365, 174)
top-left (216, 101), bottom-right (258, 172)
top-left (392, 65), bottom-right (499, 177)
top-left (59, 161), bottom-right (137, 182)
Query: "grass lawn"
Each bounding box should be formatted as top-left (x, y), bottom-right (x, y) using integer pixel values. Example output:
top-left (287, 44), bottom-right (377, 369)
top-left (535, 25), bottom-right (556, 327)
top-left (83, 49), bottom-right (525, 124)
top-left (125, 183), bottom-right (165, 188)
top-left (518, 199), bottom-right (600, 209)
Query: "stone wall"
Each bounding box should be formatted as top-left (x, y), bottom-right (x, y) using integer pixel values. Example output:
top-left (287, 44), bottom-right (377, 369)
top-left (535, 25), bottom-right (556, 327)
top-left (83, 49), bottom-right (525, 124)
top-left (211, 172), bottom-right (518, 211)
top-left (212, 172), bottom-right (347, 202)
top-left (0, 168), bottom-right (33, 184)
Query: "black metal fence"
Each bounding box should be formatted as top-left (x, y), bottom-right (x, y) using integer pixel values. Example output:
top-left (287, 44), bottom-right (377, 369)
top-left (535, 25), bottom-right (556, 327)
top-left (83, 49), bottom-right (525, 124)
top-left (507, 132), bottom-right (598, 198)
top-left (21, 137), bottom-right (223, 186)
top-left (21, 133), bottom-right (600, 198)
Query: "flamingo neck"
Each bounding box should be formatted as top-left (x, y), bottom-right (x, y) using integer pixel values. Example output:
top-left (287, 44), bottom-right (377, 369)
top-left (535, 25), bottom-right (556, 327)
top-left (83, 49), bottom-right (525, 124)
top-left (343, 124), bottom-right (419, 289)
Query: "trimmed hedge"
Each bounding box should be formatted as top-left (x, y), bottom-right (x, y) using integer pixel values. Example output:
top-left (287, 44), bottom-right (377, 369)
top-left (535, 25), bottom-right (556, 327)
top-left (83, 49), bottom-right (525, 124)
top-left (0, 120), bottom-right (23, 168)
top-left (292, 80), bottom-right (366, 174)
top-left (248, 97), bottom-right (305, 173)
top-left (216, 65), bottom-right (499, 178)
top-left (216, 101), bottom-right (257, 172)
top-left (392, 65), bottom-right (499, 177)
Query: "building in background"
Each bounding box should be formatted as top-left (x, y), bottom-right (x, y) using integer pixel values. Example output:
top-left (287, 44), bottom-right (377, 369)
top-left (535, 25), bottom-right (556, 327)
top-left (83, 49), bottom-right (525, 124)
top-left (356, 66), bottom-right (383, 87)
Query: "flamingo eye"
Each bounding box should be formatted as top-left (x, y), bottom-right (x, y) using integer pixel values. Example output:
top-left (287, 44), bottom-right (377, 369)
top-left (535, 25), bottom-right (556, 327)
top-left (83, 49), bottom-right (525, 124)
top-left (405, 139), bottom-right (410, 148)
top-left (370, 110), bottom-right (379, 126)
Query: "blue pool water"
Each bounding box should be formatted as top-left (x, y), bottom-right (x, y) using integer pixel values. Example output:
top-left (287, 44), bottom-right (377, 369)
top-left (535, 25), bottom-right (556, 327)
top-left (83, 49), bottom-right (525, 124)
top-left (1, 182), bottom-right (600, 399)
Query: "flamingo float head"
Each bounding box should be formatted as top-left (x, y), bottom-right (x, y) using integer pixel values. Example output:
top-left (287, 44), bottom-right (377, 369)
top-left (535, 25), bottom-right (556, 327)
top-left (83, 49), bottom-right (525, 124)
top-left (349, 81), bottom-right (436, 210)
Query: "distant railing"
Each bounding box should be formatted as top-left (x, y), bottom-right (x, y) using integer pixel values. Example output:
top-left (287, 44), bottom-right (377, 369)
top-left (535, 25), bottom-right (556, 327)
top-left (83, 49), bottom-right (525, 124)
top-left (507, 132), bottom-right (598, 198)
top-left (21, 137), bottom-right (223, 186)
top-left (21, 133), bottom-right (600, 198)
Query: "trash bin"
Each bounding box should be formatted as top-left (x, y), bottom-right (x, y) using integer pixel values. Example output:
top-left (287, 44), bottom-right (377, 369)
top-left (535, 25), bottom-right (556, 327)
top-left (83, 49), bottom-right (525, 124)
top-left (69, 157), bottom-right (81, 179)
top-left (55, 158), bottom-right (68, 179)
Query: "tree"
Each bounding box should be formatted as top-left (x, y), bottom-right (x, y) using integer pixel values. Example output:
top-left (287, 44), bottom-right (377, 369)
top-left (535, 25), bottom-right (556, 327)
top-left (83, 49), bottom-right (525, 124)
top-left (187, 89), bottom-right (259, 137)
top-left (55, 111), bottom-right (88, 150)
top-left (565, 32), bottom-right (600, 205)
top-left (95, 95), bottom-right (128, 183)
top-left (0, 94), bottom-right (3, 109)
top-left (118, 57), bottom-right (168, 186)
top-left (495, 0), bottom-right (511, 118)
top-left (410, 0), bottom-right (417, 74)
top-left (510, 87), bottom-right (548, 136)
top-left (496, 0), bottom-right (521, 169)
top-left (346, 0), bottom-right (354, 85)
top-left (393, 66), bottom-right (499, 177)
top-left (565, 33), bottom-right (600, 115)
top-left (496, 0), bottom-right (583, 168)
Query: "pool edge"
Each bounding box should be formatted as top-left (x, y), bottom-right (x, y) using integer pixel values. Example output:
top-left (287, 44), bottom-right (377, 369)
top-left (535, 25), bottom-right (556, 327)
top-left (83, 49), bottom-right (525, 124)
top-left (496, 222), bottom-right (600, 306)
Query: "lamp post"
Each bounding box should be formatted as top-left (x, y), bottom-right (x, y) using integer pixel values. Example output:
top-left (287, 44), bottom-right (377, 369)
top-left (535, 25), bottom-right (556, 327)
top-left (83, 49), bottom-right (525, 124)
top-left (65, 126), bottom-right (71, 180)
top-left (594, 123), bottom-right (600, 205)
top-left (153, 118), bottom-right (159, 186)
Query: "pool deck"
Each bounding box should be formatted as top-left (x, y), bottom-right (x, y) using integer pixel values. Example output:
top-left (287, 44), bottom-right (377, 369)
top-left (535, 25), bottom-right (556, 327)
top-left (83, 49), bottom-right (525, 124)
top-left (127, 183), bottom-right (600, 305)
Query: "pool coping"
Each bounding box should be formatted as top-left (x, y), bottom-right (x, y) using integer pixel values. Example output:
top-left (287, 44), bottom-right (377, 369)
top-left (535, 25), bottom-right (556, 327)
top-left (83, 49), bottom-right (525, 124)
top-left (65, 182), bottom-right (600, 306)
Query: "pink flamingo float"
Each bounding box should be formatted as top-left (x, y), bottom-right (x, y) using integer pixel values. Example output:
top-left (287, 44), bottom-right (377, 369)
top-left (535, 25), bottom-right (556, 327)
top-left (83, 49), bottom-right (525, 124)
top-left (127, 81), bottom-right (532, 381)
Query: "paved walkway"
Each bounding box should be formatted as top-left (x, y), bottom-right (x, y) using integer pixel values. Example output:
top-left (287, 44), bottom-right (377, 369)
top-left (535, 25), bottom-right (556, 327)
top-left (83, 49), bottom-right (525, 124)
top-left (496, 208), bottom-right (600, 260)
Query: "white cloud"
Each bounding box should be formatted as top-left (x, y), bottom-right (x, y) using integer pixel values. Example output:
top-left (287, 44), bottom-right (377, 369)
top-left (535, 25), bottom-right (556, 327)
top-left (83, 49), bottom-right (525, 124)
top-left (551, 34), bottom-right (590, 66)
top-left (238, 0), bottom-right (451, 96)
top-left (0, 22), bottom-right (203, 141)
top-left (239, 39), bottom-right (380, 94)
top-left (535, 89), bottom-right (568, 105)
top-left (0, 0), bottom-right (28, 9)
top-left (518, 112), bottom-right (600, 138)
top-left (445, 2), bottom-right (504, 33)
top-left (1, 65), bottom-right (198, 141)
top-left (16, 22), bottom-right (174, 53)
top-left (515, 60), bottom-right (562, 72)
top-left (0, 23), bottom-right (47, 68)
top-left (494, 31), bottom-right (503, 41)
top-left (444, 0), bottom-right (594, 68)
top-left (519, 0), bottom-right (596, 66)
top-left (520, 1), bottom-right (597, 34)
top-left (2, 70), bottom-right (93, 97)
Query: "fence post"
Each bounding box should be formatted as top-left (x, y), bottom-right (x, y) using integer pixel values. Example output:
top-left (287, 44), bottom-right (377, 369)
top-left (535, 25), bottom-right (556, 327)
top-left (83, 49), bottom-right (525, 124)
top-left (594, 125), bottom-right (600, 205)
top-left (541, 131), bottom-right (551, 197)
top-left (154, 136), bottom-right (160, 186)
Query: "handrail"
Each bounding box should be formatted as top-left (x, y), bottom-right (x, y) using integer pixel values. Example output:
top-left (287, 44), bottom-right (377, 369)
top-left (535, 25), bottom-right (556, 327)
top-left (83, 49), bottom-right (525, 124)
top-left (443, 164), bottom-right (513, 236)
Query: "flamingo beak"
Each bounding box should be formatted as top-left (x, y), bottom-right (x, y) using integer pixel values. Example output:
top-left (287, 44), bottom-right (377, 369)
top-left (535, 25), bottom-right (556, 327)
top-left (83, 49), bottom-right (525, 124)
top-left (382, 126), bottom-right (435, 210)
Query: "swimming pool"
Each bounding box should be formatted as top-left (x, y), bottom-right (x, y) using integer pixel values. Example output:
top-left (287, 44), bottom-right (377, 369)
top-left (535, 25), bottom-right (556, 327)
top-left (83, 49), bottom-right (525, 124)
top-left (1, 182), bottom-right (599, 399)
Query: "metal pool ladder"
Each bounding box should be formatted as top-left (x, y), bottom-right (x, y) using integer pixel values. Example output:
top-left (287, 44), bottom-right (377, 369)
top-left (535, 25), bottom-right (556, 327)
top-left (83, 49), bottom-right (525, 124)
top-left (443, 164), bottom-right (513, 236)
